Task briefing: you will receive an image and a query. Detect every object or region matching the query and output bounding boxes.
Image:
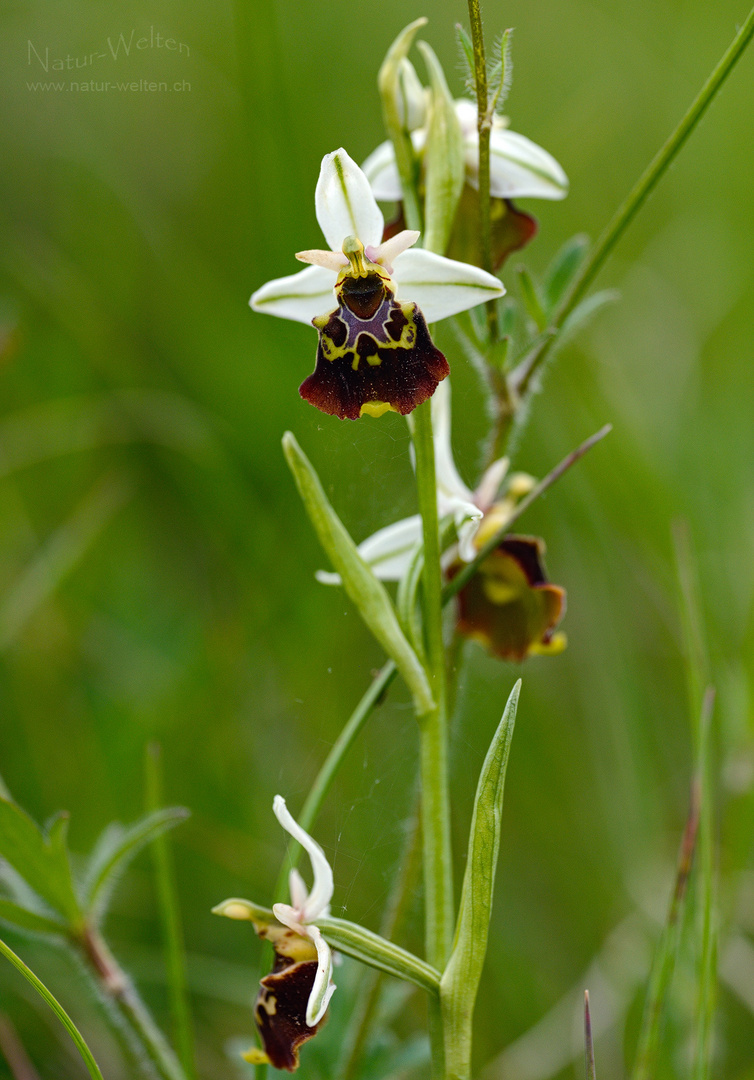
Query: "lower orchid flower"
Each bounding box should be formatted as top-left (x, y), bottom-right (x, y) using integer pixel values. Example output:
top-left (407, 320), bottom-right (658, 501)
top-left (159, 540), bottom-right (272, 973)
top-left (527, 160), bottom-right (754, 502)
top-left (250, 148), bottom-right (505, 419)
top-left (214, 797), bottom-right (336, 1072)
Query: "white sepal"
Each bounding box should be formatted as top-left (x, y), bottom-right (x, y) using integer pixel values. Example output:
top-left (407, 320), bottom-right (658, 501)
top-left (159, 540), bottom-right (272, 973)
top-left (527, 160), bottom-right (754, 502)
top-left (316, 149), bottom-right (385, 252)
top-left (483, 128), bottom-right (569, 200)
top-left (392, 249), bottom-right (505, 323)
top-left (250, 265), bottom-right (336, 326)
top-left (316, 514), bottom-right (423, 586)
top-left (272, 796), bottom-right (333, 921)
top-left (305, 926), bottom-right (336, 1026)
top-left (361, 139), bottom-right (403, 202)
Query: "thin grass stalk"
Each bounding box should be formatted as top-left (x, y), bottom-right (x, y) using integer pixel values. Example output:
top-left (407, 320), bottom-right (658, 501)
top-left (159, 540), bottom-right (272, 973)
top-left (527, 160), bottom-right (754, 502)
top-left (513, 4), bottom-right (754, 400)
top-left (632, 776), bottom-right (701, 1079)
top-left (584, 991), bottom-right (596, 1080)
top-left (145, 744), bottom-right (197, 1080)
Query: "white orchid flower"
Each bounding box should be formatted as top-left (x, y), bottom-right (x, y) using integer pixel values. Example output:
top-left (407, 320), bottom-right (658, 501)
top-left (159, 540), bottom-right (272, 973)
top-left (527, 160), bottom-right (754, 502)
top-left (251, 148), bottom-right (506, 328)
top-left (272, 795), bottom-right (336, 1027)
top-left (363, 98), bottom-right (568, 203)
top-left (317, 378), bottom-right (514, 586)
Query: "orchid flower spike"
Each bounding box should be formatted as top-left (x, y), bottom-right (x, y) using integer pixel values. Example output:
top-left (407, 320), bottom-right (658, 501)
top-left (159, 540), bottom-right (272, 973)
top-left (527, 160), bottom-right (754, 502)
top-left (250, 149), bottom-right (506, 419)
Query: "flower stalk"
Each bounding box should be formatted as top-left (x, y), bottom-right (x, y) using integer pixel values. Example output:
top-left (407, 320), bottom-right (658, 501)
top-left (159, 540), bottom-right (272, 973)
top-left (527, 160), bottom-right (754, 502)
top-left (411, 398), bottom-right (454, 972)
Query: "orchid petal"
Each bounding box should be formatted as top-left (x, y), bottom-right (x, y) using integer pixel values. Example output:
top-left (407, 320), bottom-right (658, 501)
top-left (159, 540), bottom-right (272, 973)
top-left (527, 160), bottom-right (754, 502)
top-left (250, 265), bottom-right (336, 325)
top-left (305, 926), bottom-right (336, 1026)
top-left (478, 128), bottom-right (568, 200)
top-left (361, 140), bottom-right (403, 202)
top-left (273, 796), bottom-right (333, 920)
top-left (272, 901), bottom-right (306, 936)
top-left (371, 230), bottom-right (421, 273)
top-left (392, 249), bottom-right (505, 323)
top-left (289, 867), bottom-right (309, 913)
top-left (316, 149), bottom-right (384, 251)
top-left (296, 249), bottom-right (349, 272)
top-left (457, 517), bottom-right (483, 563)
top-left (316, 515), bottom-right (423, 586)
top-left (475, 456), bottom-right (510, 512)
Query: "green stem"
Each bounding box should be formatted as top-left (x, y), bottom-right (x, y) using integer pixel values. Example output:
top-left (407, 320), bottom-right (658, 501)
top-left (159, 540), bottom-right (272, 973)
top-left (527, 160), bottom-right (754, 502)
top-left (467, 0), bottom-right (499, 342)
top-left (145, 745), bottom-right (197, 1080)
top-left (514, 3), bottom-right (754, 399)
top-left (0, 937), bottom-right (104, 1080)
top-left (81, 926), bottom-right (186, 1080)
top-left (411, 399), bottom-right (453, 973)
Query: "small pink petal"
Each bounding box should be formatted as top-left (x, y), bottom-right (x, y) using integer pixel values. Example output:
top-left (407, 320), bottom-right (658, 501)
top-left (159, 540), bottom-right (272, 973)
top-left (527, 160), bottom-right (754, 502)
top-left (296, 249), bottom-right (348, 271)
top-left (370, 230), bottom-right (421, 274)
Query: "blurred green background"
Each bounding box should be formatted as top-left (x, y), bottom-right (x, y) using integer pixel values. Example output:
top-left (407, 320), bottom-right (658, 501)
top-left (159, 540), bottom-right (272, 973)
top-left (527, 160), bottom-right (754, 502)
top-left (1, 0), bottom-right (754, 1076)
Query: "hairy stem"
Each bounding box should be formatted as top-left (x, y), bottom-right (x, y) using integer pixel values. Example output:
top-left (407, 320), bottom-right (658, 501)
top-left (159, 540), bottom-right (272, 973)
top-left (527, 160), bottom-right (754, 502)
top-left (81, 927), bottom-right (185, 1080)
top-left (467, 0), bottom-right (499, 342)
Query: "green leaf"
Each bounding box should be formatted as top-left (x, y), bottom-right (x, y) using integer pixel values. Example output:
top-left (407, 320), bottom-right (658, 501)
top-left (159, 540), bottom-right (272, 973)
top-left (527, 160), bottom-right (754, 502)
top-left (455, 23), bottom-right (476, 97)
top-left (542, 233), bottom-right (590, 315)
top-left (377, 18), bottom-right (427, 232)
top-left (417, 42), bottom-right (465, 256)
top-left (282, 432), bottom-right (434, 717)
top-left (440, 680), bottom-right (520, 1080)
top-left (316, 915), bottom-right (441, 996)
top-left (517, 267), bottom-right (548, 332)
top-left (83, 807), bottom-right (190, 921)
top-left (0, 898), bottom-right (67, 937)
top-left (0, 798), bottom-right (81, 925)
top-left (489, 29), bottom-right (514, 116)
top-left (559, 289), bottom-right (619, 344)
top-left (0, 936), bottom-right (104, 1080)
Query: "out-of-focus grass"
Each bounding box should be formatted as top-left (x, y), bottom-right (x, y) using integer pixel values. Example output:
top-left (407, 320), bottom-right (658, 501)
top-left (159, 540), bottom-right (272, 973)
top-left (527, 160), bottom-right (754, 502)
top-left (0, 0), bottom-right (753, 1076)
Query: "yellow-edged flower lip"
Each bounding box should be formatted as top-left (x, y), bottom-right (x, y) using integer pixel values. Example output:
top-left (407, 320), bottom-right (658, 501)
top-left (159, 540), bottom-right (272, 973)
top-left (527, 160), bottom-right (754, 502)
top-left (300, 235), bottom-right (449, 421)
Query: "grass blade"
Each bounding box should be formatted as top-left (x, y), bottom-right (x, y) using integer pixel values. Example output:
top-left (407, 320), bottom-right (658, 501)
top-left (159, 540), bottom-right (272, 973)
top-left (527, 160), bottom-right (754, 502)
top-left (145, 744), bottom-right (197, 1080)
top-left (584, 991), bottom-right (596, 1080)
top-left (632, 775), bottom-right (700, 1079)
top-left (0, 936), bottom-right (104, 1080)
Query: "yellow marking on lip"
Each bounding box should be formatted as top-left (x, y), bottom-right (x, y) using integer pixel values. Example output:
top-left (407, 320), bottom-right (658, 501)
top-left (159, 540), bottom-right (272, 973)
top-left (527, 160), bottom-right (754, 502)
top-left (360, 401), bottom-right (394, 418)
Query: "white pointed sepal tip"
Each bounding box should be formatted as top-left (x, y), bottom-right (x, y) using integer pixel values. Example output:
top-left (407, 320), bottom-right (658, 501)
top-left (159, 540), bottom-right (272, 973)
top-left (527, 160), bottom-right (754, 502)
top-left (316, 149), bottom-right (385, 252)
top-left (272, 796), bottom-right (334, 921)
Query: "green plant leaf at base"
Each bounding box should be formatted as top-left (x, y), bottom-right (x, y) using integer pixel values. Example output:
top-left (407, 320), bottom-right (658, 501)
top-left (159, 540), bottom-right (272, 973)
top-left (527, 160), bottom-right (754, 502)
top-left (0, 798), bottom-right (81, 926)
top-left (0, 898), bottom-right (67, 937)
